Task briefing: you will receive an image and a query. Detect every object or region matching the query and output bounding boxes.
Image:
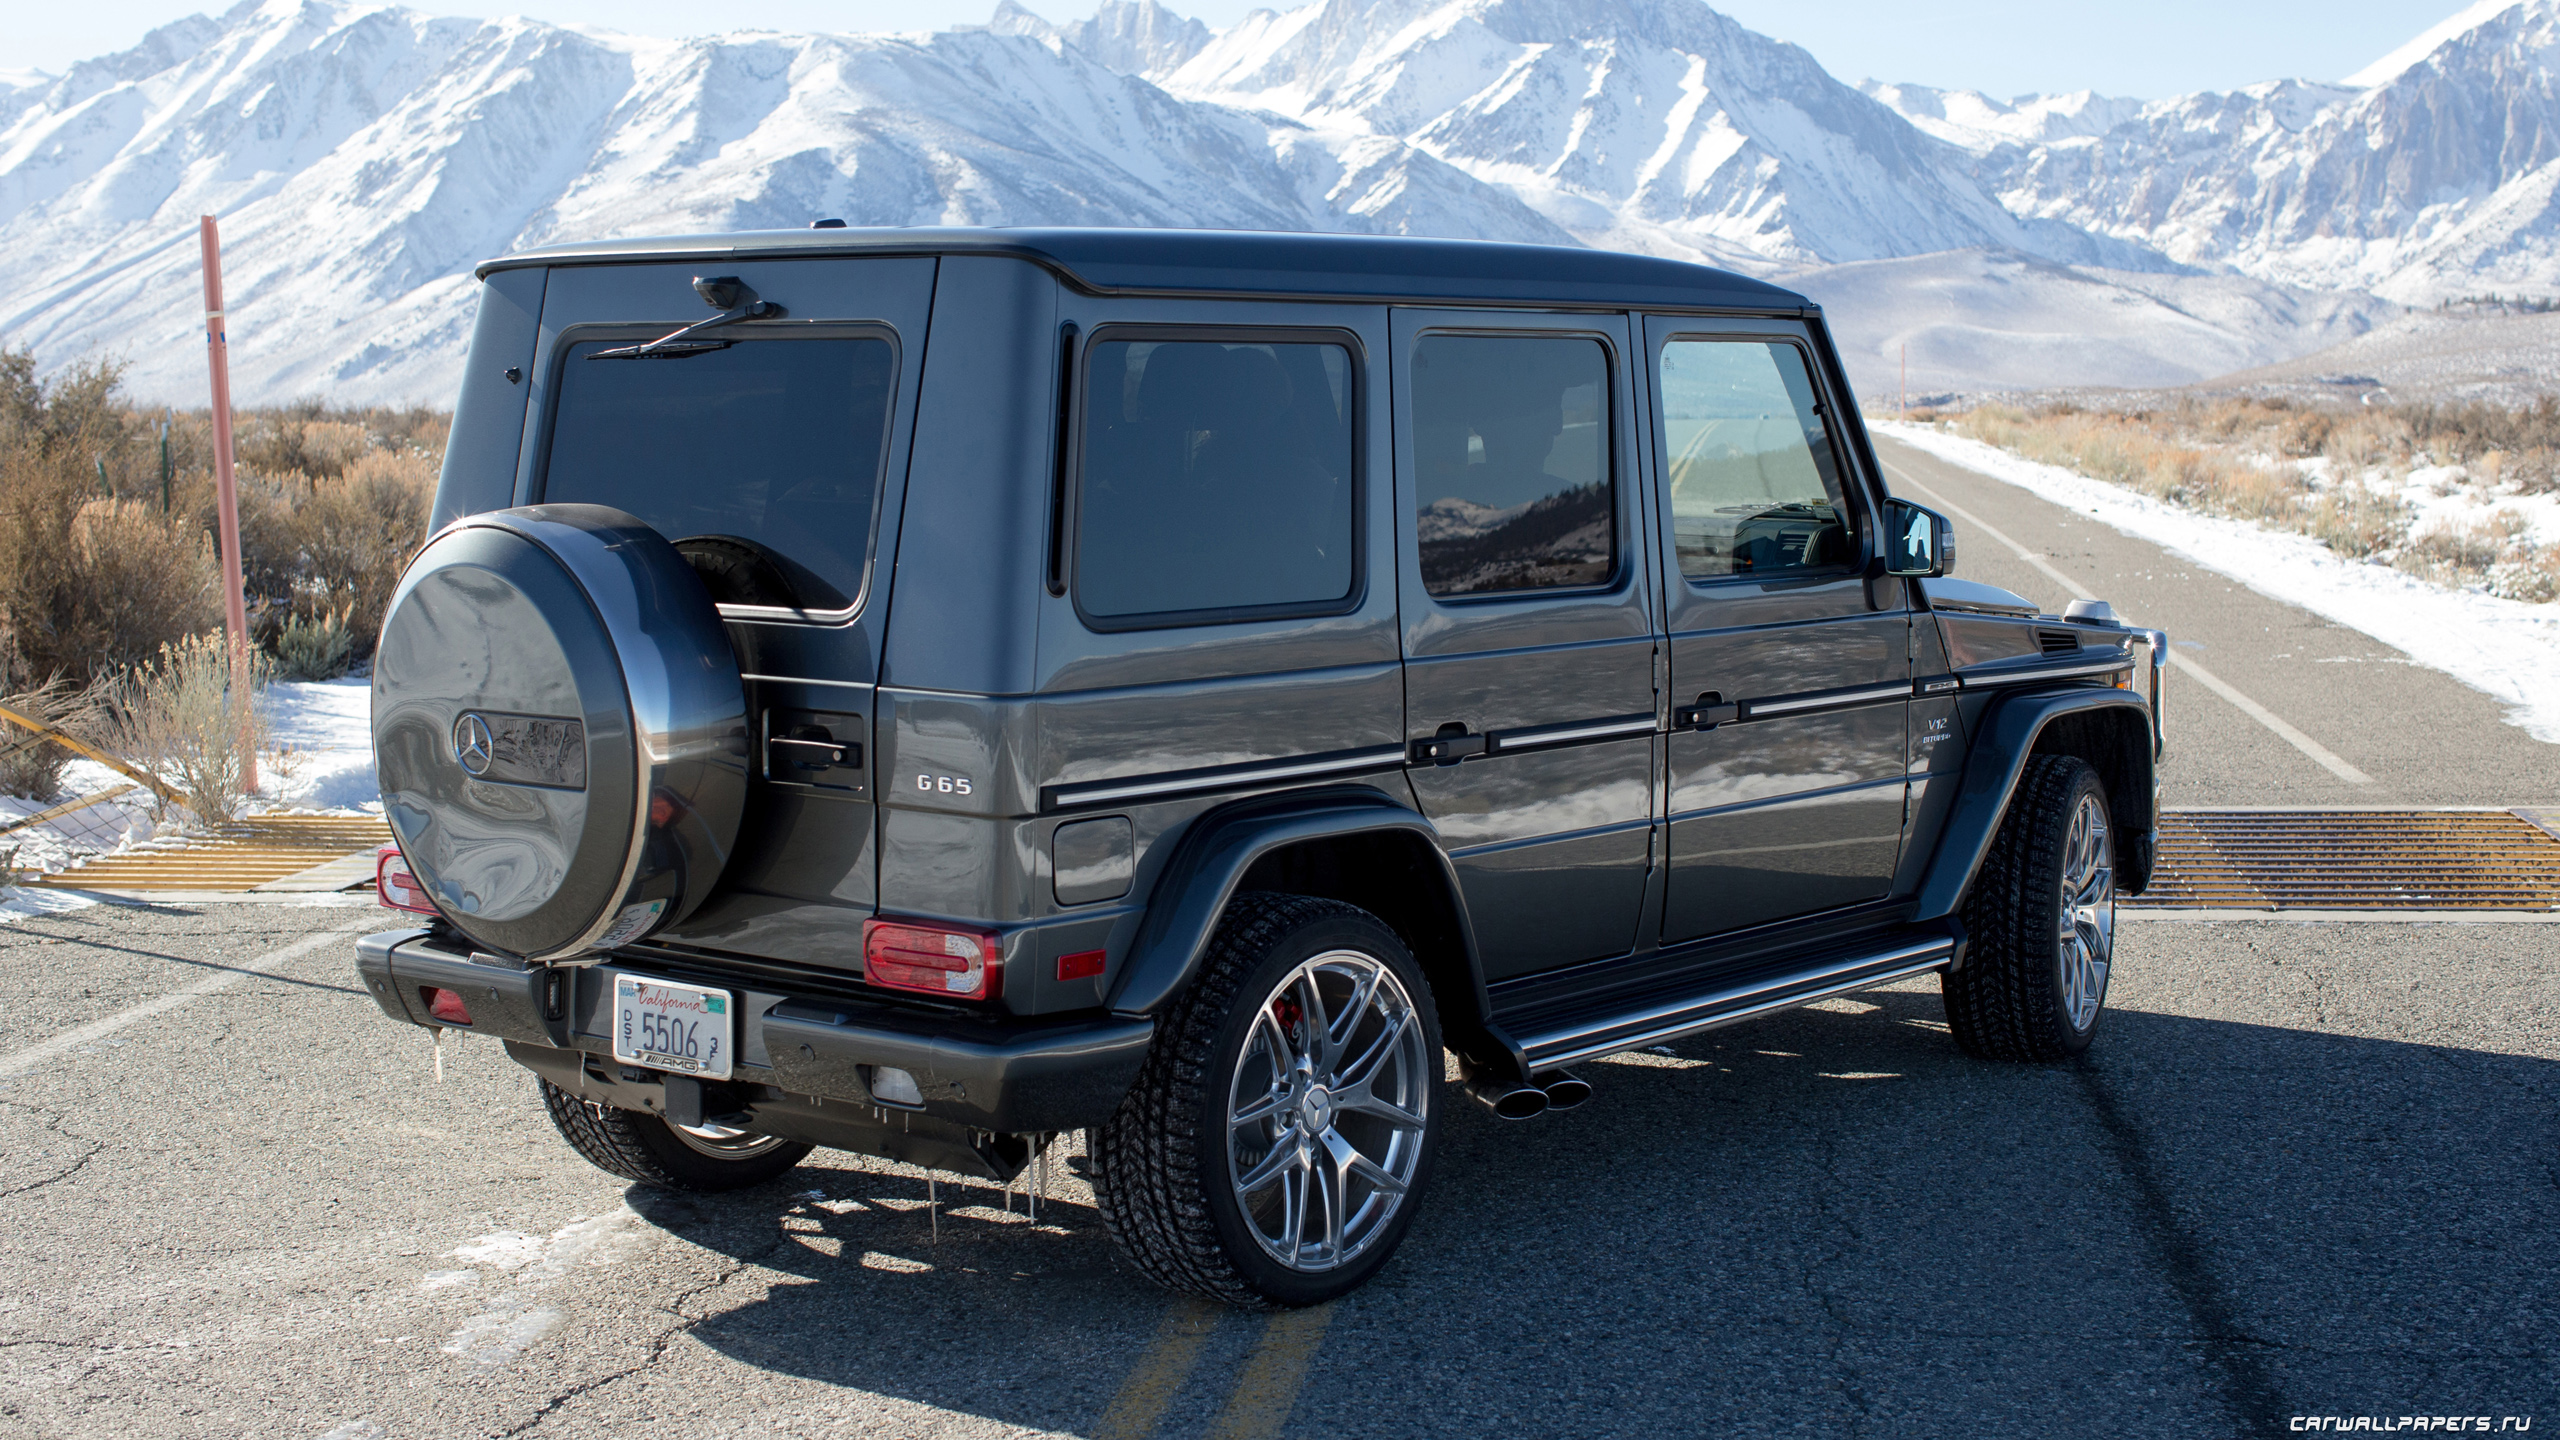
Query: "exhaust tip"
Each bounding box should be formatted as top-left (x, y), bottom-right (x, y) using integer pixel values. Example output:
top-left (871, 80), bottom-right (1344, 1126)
top-left (1536, 1069), bottom-right (1593, 1111)
top-left (1465, 1077), bottom-right (1550, 1120)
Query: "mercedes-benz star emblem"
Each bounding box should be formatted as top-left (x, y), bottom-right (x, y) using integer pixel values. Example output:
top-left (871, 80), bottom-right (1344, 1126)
top-left (453, 713), bottom-right (495, 776)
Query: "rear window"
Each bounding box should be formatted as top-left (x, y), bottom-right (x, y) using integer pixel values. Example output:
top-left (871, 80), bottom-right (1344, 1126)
top-left (1075, 336), bottom-right (1356, 625)
top-left (541, 334), bottom-right (896, 613)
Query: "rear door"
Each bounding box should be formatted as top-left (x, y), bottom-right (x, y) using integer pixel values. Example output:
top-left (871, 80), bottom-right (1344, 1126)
top-left (1391, 309), bottom-right (1659, 982)
top-left (523, 257), bottom-right (938, 964)
top-left (1645, 317), bottom-right (1910, 945)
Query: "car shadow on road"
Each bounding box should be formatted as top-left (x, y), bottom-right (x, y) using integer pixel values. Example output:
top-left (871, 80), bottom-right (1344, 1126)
top-left (631, 986), bottom-right (2560, 1435)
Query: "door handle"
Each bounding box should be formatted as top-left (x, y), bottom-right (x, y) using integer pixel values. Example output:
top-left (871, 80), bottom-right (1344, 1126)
top-left (1408, 731), bottom-right (1488, 765)
top-left (1673, 693), bottom-right (1739, 731)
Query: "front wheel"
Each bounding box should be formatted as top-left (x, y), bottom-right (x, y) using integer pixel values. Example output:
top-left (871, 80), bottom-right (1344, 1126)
top-left (1091, 893), bottom-right (1443, 1307)
top-left (540, 1079), bottom-right (812, 1192)
top-left (1944, 754), bottom-right (2117, 1062)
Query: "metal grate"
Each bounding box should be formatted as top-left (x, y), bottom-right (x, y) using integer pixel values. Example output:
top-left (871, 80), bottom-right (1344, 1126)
top-left (34, 815), bottom-right (390, 895)
top-left (2132, 809), bottom-right (2560, 911)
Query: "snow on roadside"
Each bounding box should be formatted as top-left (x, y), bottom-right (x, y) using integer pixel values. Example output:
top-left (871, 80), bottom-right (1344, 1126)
top-left (259, 678), bottom-right (379, 815)
top-left (1871, 419), bottom-right (2560, 745)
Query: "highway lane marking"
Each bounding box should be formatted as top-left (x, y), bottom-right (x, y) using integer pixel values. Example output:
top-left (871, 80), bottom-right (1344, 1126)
top-left (1884, 461), bottom-right (2376, 785)
top-left (1093, 1298), bottom-right (1224, 1440)
top-left (0, 913), bottom-right (376, 1078)
top-left (1207, 1304), bottom-right (1336, 1440)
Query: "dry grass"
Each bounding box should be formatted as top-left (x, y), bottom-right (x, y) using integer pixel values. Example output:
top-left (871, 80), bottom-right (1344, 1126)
top-left (0, 677), bottom-right (111, 801)
top-left (1937, 396), bottom-right (2559, 604)
top-left (110, 632), bottom-right (272, 825)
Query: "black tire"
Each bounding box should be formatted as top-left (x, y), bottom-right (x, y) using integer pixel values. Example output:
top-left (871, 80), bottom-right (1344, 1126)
top-left (540, 1079), bottom-right (812, 1192)
top-left (1945, 753), bottom-right (2118, 1062)
top-left (1090, 892), bottom-right (1444, 1307)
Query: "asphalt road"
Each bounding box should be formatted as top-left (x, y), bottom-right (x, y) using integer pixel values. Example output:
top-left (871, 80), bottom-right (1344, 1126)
top-left (2, 441), bottom-right (2554, 1438)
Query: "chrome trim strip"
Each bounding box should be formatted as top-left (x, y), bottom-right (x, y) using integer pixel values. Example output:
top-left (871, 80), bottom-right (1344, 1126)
top-left (1518, 937), bottom-right (1955, 1069)
top-left (1957, 656), bottom-right (2136, 688)
top-left (1488, 714), bottom-right (1657, 753)
top-left (1745, 684), bottom-right (1913, 719)
top-left (741, 674), bottom-right (872, 691)
top-left (1046, 744), bottom-right (1407, 810)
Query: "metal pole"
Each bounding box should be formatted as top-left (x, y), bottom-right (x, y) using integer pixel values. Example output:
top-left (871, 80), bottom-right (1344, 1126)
top-left (198, 215), bottom-right (256, 795)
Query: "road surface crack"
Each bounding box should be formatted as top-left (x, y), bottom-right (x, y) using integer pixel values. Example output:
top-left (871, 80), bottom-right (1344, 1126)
top-left (0, 1097), bottom-right (103, 1200)
top-left (497, 1223), bottom-right (787, 1436)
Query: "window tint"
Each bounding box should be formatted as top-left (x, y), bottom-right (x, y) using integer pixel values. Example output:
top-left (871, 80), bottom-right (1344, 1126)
top-left (1658, 340), bottom-right (1855, 581)
top-left (1411, 335), bottom-right (1614, 597)
top-left (1076, 338), bottom-right (1355, 622)
top-left (543, 336), bottom-right (895, 611)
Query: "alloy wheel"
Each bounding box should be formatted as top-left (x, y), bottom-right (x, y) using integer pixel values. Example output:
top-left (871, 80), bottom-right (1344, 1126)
top-left (1226, 949), bottom-right (1432, 1273)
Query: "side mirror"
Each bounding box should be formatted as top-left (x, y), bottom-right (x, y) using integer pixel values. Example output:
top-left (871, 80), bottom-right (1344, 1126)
top-left (1881, 498), bottom-right (1955, 577)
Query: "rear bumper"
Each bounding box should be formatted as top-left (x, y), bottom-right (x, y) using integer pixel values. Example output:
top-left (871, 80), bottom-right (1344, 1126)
top-left (356, 929), bottom-right (1153, 1137)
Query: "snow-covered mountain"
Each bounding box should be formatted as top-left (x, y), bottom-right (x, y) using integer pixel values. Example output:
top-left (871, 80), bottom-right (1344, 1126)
top-left (1865, 0), bottom-right (2560, 304)
top-left (0, 0), bottom-right (2550, 405)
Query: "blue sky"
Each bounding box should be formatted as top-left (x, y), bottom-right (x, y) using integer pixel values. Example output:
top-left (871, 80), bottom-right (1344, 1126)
top-left (15, 0), bottom-right (2470, 99)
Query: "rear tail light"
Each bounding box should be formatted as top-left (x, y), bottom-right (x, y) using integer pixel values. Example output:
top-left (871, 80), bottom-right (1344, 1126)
top-left (863, 918), bottom-right (1003, 1000)
top-left (377, 843), bottom-right (436, 915)
top-left (424, 986), bottom-right (473, 1026)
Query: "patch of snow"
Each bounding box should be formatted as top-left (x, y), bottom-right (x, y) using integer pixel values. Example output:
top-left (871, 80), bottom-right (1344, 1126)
top-left (0, 887), bottom-right (96, 925)
top-left (1874, 420), bottom-right (2560, 744)
top-left (258, 678), bottom-right (377, 814)
top-left (437, 1206), bottom-right (650, 1368)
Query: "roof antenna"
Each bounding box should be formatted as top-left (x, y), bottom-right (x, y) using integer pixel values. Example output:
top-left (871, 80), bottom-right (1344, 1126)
top-left (810, 218), bottom-right (847, 229)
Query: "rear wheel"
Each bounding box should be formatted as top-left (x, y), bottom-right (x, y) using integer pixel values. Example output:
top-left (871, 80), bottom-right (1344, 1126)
top-left (1945, 754), bottom-right (2116, 1062)
top-left (1090, 893), bottom-right (1442, 1307)
top-left (540, 1079), bottom-right (811, 1192)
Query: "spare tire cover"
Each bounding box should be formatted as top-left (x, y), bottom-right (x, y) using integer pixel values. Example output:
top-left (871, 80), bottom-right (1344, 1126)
top-left (373, 505), bottom-right (748, 961)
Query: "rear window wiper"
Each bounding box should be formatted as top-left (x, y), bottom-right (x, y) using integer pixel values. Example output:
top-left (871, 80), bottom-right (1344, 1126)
top-left (588, 275), bottom-right (786, 360)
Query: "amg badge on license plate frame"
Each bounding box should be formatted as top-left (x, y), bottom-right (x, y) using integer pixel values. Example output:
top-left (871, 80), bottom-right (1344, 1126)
top-left (612, 973), bottom-right (734, 1080)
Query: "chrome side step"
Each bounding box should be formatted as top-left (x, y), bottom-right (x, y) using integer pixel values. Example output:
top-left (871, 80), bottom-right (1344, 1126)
top-left (1514, 936), bottom-right (1955, 1071)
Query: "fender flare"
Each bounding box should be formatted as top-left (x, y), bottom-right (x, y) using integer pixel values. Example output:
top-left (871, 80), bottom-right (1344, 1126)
top-left (1103, 791), bottom-right (1517, 1071)
top-left (1914, 687), bottom-right (2158, 925)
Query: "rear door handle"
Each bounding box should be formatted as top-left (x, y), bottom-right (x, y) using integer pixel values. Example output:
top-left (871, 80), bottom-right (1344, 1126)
top-left (1408, 733), bottom-right (1489, 765)
top-left (1673, 693), bottom-right (1739, 730)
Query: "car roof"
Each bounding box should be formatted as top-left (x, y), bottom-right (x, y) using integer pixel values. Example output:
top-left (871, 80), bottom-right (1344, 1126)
top-left (480, 226), bottom-right (1811, 314)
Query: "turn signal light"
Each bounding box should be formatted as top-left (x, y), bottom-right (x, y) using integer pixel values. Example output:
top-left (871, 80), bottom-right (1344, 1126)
top-left (377, 844), bottom-right (436, 915)
top-left (863, 918), bottom-right (1003, 1000)
top-left (424, 986), bottom-right (474, 1026)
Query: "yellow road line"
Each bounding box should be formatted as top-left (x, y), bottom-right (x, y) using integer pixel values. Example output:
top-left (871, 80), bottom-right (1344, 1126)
top-left (1092, 1298), bottom-right (1224, 1440)
top-left (1205, 1304), bottom-right (1336, 1440)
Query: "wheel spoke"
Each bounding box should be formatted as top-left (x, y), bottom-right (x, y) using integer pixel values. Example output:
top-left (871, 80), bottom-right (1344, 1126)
top-left (1323, 1124), bottom-right (1408, 1199)
top-left (1323, 965), bottom-right (1384, 1069)
top-left (1316, 1149), bottom-right (1345, 1257)
top-left (1334, 1008), bottom-right (1410, 1091)
top-left (1235, 1136), bottom-right (1301, 1197)
top-left (1229, 1091), bottom-right (1285, 1129)
top-left (1296, 970), bottom-right (1332, 1059)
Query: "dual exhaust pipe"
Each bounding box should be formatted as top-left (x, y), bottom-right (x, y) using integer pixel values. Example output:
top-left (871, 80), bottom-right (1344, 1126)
top-left (1463, 1066), bottom-right (1592, 1120)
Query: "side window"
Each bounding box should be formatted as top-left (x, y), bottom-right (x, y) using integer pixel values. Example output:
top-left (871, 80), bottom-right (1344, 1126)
top-left (1658, 340), bottom-right (1856, 581)
top-left (1411, 335), bottom-right (1614, 597)
top-left (1075, 336), bottom-right (1355, 623)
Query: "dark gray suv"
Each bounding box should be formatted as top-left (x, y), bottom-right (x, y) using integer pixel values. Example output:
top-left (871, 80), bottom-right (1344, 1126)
top-left (357, 227), bottom-right (2166, 1306)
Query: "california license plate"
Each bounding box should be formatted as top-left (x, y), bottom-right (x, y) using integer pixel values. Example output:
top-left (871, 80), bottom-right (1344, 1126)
top-left (612, 974), bottom-right (733, 1080)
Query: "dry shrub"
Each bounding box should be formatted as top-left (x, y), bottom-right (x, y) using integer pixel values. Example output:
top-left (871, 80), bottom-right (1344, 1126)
top-left (0, 676), bottom-right (109, 801)
top-left (111, 632), bottom-right (271, 825)
top-left (1953, 405), bottom-right (2310, 521)
top-left (271, 607), bottom-right (354, 681)
top-left (2490, 547), bottom-right (2560, 603)
top-left (0, 447), bottom-right (221, 684)
top-left (2303, 485), bottom-right (2411, 559)
top-left (290, 445), bottom-right (437, 652)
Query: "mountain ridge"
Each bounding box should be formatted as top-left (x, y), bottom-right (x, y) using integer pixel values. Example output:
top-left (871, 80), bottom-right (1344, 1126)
top-left (0, 0), bottom-right (2547, 404)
